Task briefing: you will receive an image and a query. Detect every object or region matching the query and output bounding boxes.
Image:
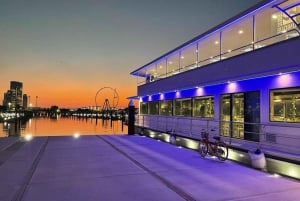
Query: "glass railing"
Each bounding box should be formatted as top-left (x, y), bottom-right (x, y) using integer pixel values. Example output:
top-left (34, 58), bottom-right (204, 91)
top-left (138, 29), bottom-right (300, 86)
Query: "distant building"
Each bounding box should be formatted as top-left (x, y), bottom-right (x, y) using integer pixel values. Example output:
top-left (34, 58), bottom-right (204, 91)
top-left (3, 81), bottom-right (23, 110)
top-left (23, 94), bottom-right (28, 109)
top-left (3, 91), bottom-right (13, 108)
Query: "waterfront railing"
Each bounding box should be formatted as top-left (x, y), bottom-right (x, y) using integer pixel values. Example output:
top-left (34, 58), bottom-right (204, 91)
top-left (135, 114), bottom-right (300, 156)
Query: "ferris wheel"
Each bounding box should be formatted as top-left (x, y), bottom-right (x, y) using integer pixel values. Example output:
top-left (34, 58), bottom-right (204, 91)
top-left (95, 87), bottom-right (119, 110)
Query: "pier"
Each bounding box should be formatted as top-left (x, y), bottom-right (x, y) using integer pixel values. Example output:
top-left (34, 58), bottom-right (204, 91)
top-left (0, 135), bottom-right (299, 201)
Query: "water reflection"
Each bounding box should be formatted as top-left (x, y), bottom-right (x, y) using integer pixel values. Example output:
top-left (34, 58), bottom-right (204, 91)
top-left (1, 118), bottom-right (27, 137)
top-left (0, 117), bottom-right (127, 137)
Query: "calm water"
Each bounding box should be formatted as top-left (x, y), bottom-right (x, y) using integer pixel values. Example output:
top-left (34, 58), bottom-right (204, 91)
top-left (0, 117), bottom-right (127, 137)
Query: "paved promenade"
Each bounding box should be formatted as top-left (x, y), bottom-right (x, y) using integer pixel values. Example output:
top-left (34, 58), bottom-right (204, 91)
top-left (0, 135), bottom-right (299, 201)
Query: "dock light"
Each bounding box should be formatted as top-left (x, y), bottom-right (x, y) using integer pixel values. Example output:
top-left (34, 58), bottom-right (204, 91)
top-left (185, 139), bottom-right (199, 150)
top-left (268, 173), bottom-right (280, 178)
top-left (73, 133), bottom-right (80, 139)
top-left (24, 134), bottom-right (33, 141)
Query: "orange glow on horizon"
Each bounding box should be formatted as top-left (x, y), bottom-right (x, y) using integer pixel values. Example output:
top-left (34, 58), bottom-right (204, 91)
top-left (0, 72), bottom-right (138, 109)
top-left (26, 87), bottom-right (138, 109)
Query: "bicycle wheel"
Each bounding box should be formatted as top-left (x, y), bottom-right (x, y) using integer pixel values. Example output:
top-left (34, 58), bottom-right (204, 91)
top-left (216, 142), bottom-right (228, 161)
top-left (198, 140), bottom-right (208, 157)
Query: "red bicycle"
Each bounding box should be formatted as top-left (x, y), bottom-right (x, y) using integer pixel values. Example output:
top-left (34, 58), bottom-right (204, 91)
top-left (198, 129), bottom-right (228, 161)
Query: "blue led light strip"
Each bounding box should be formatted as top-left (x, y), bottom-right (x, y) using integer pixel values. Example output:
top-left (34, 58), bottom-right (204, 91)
top-left (142, 66), bottom-right (300, 99)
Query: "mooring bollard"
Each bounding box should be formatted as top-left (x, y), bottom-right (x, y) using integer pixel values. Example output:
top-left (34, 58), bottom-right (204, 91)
top-left (121, 111), bottom-right (125, 132)
top-left (128, 100), bottom-right (135, 135)
top-left (248, 149), bottom-right (266, 169)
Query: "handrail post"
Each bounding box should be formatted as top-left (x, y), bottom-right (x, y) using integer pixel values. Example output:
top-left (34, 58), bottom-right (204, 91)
top-left (206, 119), bottom-right (209, 132)
top-left (189, 117), bottom-right (192, 136)
top-left (166, 116), bottom-right (168, 132)
top-left (175, 117), bottom-right (178, 134)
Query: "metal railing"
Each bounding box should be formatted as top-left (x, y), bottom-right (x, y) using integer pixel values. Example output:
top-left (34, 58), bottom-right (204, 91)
top-left (135, 114), bottom-right (300, 156)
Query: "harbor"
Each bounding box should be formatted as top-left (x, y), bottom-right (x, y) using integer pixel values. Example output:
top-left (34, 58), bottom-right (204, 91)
top-left (0, 1), bottom-right (300, 200)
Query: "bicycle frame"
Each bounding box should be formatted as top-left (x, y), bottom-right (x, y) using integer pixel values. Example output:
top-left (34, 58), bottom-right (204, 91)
top-left (201, 132), bottom-right (217, 154)
top-left (199, 130), bottom-right (229, 161)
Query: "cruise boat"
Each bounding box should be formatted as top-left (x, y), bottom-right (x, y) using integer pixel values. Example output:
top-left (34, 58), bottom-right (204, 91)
top-left (130, 0), bottom-right (300, 177)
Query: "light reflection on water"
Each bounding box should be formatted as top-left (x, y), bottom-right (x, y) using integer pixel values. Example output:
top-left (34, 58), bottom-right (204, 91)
top-left (0, 117), bottom-right (127, 137)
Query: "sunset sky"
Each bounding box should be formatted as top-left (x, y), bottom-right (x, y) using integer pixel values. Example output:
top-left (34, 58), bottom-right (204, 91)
top-left (0, 0), bottom-right (262, 108)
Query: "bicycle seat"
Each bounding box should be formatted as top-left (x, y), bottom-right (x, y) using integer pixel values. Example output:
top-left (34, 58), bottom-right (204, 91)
top-left (213, 136), bottom-right (221, 141)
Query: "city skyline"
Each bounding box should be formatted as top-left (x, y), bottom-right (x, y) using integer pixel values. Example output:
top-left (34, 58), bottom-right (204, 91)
top-left (0, 0), bottom-right (262, 108)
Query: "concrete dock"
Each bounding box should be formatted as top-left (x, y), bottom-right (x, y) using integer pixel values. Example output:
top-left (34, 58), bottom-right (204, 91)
top-left (0, 135), bottom-right (299, 201)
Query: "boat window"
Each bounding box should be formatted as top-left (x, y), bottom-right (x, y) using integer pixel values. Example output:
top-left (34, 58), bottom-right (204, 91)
top-left (180, 43), bottom-right (198, 71)
top-left (149, 101), bottom-right (159, 115)
top-left (198, 32), bottom-right (220, 67)
top-left (222, 17), bottom-right (253, 58)
top-left (270, 88), bottom-right (300, 122)
top-left (140, 102), bottom-right (148, 114)
top-left (167, 53), bottom-right (180, 77)
top-left (193, 96), bottom-right (214, 118)
top-left (175, 98), bottom-right (192, 117)
top-left (159, 100), bottom-right (173, 116)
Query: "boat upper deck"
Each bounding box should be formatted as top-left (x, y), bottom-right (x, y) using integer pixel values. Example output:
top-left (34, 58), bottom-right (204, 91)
top-left (130, 0), bottom-right (300, 86)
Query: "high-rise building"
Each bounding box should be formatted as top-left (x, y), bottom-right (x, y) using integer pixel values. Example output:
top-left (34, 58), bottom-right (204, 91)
top-left (3, 81), bottom-right (23, 110)
top-left (10, 81), bottom-right (23, 110)
top-left (23, 94), bottom-right (28, 109)
top-left (3, 91), bottom-right (12, 108)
